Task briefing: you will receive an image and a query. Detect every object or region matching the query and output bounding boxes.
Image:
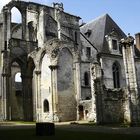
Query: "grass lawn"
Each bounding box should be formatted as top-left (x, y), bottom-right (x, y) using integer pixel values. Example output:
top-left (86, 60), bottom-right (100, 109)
top-left (0, 127), bottom-right (140, 140)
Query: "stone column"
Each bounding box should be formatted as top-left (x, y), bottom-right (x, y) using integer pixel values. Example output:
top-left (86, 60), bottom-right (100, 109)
top-left (74, 62), bottom-right (81, 121)
top-left (49, 65), bottom-right (59, 122)
top-left (1, 72), bottom-right (11, 120)
top-left (1, 73), bottom-right (8, 120)
top-left (1, 50), bottom-right (11, 120)
top-left (6, 9), bottom-right (11, 46)
top-left (90, 62), bottom-right (104, 124)
top-left (34, 70), bottom-right (42, 122)
top-left (54, 3), bottom-right (64, 40)
top-left (120, 35), bottom-right (140, 125)
top-left (22, 12), bottom-right (27, 40)
top-left (2, 7), bottom-right (11, 51)
top-left (22, 74), bottom-right (33, 121)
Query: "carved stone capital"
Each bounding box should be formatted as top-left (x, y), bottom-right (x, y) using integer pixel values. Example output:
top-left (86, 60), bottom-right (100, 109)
top-left (49, 65), bottom-right (59, 70)
top-left (51, 48), bottom-right (59, 58)
top-left (34, 70), bottom-right (41, 75)
top-left (120, 35), bottom-right (134, 47)
top-left (2, 73), bottom-right (10, 77)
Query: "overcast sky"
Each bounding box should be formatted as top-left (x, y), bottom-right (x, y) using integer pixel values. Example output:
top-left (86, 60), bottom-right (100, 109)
top-left (0, 0), bottom-right (140, 36)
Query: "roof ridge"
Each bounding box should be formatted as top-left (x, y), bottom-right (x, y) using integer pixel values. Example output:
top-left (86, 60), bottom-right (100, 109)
top-left (80, 13), bottom-right (110, 28)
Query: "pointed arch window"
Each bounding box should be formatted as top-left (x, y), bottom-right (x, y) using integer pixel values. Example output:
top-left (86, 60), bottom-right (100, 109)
top-left (112, 62), bottom-right (120, 88)
top-left (11, 7), bottom-right (22, 23)
top-left (14, 71), bottom-right (22, 96)
top-left (44, 99), bottom-right (49, 112)
top-left (84, 72), bottom-right (89, 86)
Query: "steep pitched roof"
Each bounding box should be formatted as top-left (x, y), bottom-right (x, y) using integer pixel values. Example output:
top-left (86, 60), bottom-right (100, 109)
top-left (80, 14), bottom-right (126, 53)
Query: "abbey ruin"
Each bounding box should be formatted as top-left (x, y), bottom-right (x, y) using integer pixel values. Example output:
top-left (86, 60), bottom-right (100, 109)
top-left (0, 0), bottom-right (140, 125)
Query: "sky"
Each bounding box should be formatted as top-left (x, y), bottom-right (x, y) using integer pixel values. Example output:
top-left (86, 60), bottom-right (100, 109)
top-left (0, 0), bottom-right (140, 36)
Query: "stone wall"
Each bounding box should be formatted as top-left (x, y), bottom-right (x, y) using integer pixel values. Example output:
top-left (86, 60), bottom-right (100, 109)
top-left (57, 48), bottom-right (76, 121)
top-left (80, 63), bottom-right (91, 100)
top-left (102, 88), bottom-right (125, 123)
top-left (101, 55), bottom-right (126, 88)
top-left (135, 60), bottom-right (140, 90)
top-left (10, 62), bottom-right (23, 120)
top-left (79, 100), bottom-right (92, 121)
top-left (41, 54), bottom-right (52, 121)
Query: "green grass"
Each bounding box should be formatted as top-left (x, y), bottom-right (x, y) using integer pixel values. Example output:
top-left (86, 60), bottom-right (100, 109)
top-left (0, 128), bottom-right (140, 140)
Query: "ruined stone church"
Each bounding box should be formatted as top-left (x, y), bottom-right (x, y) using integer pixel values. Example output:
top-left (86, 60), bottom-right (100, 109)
top-left (0, 0), bottom-right (140, 125)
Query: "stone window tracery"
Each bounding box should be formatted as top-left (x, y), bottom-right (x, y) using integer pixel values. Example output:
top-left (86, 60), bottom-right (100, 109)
top-left (112, 62), bottom-right (120, 88)
top-left (84, 72), bottom-right (89, 86)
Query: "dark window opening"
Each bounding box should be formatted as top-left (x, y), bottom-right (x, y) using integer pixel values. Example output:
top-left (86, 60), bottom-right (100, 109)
top-left (15, 72), bottom-right (22, 96)
top-left (15, 90), bottom-right (22, 96)
top-left (4, 41), bottom-right (7, 50)
top-left (75, 31), bottom-right (78, 45)
top-left (78, 105), bottom-right (84, 120)
top-left (44, 99), bottom-right (49, 112)
top-left (112, 62), bottom-right (120, 88)
top-left (112, 39), bottom-right (118, 50)
top-left (84, 72), bottom-right (89, 86)
top-left (86, 47), bottom-right (91, 58)
top-left (85, 110), bottom-right (89, 118)
top-left (85, 97), bottom-right (90, 100)
top-left (84, 29), bottom-right (92, 37)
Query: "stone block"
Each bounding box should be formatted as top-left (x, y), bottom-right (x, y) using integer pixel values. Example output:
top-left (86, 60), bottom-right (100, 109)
top-left (36, 122), bottom-right (55, 136)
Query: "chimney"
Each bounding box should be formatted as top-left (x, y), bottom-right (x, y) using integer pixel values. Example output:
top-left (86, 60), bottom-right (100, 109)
top-left (135, 33), bottom-right (140, 52)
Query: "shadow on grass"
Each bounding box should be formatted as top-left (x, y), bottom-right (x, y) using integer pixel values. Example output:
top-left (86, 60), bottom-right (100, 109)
top-left (0, 128), bottom-right (140, 140)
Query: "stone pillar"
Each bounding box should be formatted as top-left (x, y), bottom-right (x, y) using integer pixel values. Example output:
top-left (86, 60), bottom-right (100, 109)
top-left (2, 7), bottom-right (11, 51)
top-left (1, 72), bottom-right (11, 120)
top-left (37, 8), bottom-right (45, 48)
top-left (120, 35), bottom-right (140, 125)
top-left (34, 70), bottom-right (42, 122)
top-left (6, 9), bottom-right (11, 46)
top-left (1, 50), bottom-right (11, 120)
top-left (135, 33), bottom-right (140, 52)
top-left (74, 62), bottom-right (81, 121)
top-left (90, 62), bottom-right (104, 124)
top-left (22, 74), bottom-right (33, 121)
top-left (49, 65), bottom-right (59, 122)
top-left (54, 3), bottom-right (64, 40)
top-left (22, 12), bottom-right (27, 40)
top-left (1, 73), bottom-right (8, 120)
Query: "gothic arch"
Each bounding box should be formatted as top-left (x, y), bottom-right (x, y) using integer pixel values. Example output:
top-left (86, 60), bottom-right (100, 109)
top-left (84, 71), bottom-right (89, 86)
top-left (58, 47), bottom-right (73, 59)
top-left (11, 7), bottom-right (22, 23)
top-left (112, 61), bottom-right (121, 88)
top-left (43, 99), bottom-right (49, 112)
top-left (57, 47), bottom-right (76, 121)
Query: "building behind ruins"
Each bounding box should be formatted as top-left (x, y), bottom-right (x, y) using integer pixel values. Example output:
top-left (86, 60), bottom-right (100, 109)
top-left (0, 0), bottom-right (140, 125)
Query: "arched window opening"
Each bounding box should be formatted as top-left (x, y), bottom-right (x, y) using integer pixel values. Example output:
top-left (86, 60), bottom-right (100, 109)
top-left (78, 105), bottom-right (84, 120)
top-left (15, 72), bottom-right (22, 82)
top-left (85, 110), bottom-right (89, 119)
top-left (15, 72), bottom-right (22, 96)
top-left (11, 7), bottom-right (22, 23)
top-left (84, 72), bottom-right (89, 86)
top-left (112, 62), bottom-right (120, 88)
top-left (11, 7), bottom-right (22, 39)
top-left (75, 31), bottom-right (78, 45)
top-left (44, 99), bottom-right (49, 112)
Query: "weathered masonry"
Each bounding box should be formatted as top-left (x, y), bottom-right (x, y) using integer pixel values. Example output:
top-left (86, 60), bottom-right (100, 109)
top-left (0, 0), bottom-right (140, 125)
top-left (0, 0), bottom-right (81, 122)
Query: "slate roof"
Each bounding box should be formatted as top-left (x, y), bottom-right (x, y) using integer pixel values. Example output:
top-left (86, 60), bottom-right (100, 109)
top-left (80, 14), bottom-right (126, 54)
